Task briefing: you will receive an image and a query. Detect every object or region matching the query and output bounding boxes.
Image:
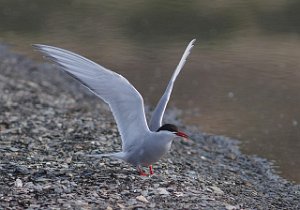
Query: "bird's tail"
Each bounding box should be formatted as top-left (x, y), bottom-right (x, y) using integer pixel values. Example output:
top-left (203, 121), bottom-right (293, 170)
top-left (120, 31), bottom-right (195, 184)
top-left (86, 152), bottom-right (126, 161)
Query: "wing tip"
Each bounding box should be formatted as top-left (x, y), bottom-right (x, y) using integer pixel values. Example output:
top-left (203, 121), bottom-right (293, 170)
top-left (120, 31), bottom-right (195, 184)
top-left (189, 39), bottom-right (196, 49)
top-left (32, 44), bottom-right (49, 53)
top-left (32, 44), bottom-right (43, 49)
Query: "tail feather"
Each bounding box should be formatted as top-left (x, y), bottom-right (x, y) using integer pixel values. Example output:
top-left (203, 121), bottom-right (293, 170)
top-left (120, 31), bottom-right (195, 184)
top-left (86, 152), bottom-right (126, 161)
top-left (86, 153), bottom-right (112, 158)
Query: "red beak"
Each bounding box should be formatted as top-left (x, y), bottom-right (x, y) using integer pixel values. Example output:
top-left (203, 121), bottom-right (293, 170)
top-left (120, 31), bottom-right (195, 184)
top-left (176, 131), bottom-right (189, 139)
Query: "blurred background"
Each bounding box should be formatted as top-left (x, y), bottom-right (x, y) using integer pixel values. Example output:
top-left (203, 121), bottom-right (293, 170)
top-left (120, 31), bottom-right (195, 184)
top-left (0, 0), bottom-right (299, 183)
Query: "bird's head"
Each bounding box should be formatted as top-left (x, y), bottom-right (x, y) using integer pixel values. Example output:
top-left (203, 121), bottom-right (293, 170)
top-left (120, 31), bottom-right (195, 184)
top-left (156, 124), bottom-right (189, 139)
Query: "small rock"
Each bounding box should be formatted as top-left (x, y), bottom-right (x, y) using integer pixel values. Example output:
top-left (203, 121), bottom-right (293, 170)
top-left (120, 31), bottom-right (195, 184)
top-left (127, 198), bottom-right (137, 205)
top-left (33, 184), bottom-right (43, 192)
top-left (200, 156), bottom-right (207, 160)
top-left (141, 190), bottom-right (148, 196)
top-left (149, 203), bottom-right (156, 208)
top-left (54, 186), bottom-right (63, 193)
top-left (117, 203), bottom-right (125, 209)
top-left (9, 147), bottom-right (19, 152)
top-left (187, 170), bottom-right (197, 178)
top-left (136, 195), bottom-right (149, 203)
top-left (73, 200), bottom-right (89, 208)
top-left (0, 122), bottom-right (9, 130)
top-left (156, 188), bottom-right (170, 195)
top-left (226, 204), bottom-right (237, 210)
top-left (189, 189), bottom-right (202, 194)
top-left (174, 191), bottom-right (184, 197)
top-left (29, 204), bottom-right (41, 208)
top-left (226, 153), bottom-right (237, 160)
top-left (153, 184), bottom-right (159, 188)
top-left (210, 186), bottom-right (224, 195)
top-left (14, 178), bottom-right (23, 188)
top-left (106, 207), bottom-right (113, 210)
top-left (14, 166), bottom-right (30, 175)
top-left (24, 182), bottom-right (35, 189)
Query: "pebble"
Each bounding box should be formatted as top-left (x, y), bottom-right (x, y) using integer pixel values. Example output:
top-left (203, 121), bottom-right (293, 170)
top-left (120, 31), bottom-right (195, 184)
top-left (156, 188), bottom-right (170, 195)
top-left (174, 191), bottom-right (184, 197)
top-left (14, 166), bottom-right (30, 175)
top-left (127, 198), bottom-right (137, 205)
top-left (210, 186), bottom-right (224, 195)
top-left (14, 178), bottom-right (23, 188)
top-left (226, 204), bottom-right (238, 210)
top-left (9, 147), bottom-right (19, 152)
top-left (117, 203), bottom-right (125, 209)
top-left (136, 195), bottom-right (149, 203)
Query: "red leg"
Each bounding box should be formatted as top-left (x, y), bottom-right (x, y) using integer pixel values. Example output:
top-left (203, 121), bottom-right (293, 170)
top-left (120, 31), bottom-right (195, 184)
top-left (137, 166), bottom-right (148, 176)
top-left (149, 165), bottom-right (154, 175)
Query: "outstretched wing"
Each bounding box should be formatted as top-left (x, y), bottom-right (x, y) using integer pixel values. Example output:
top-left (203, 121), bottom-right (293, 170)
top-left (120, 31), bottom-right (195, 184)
top-left (149, 39), bottom-right (196, 131)
top-left (33, 44), bottom-right (150, 151)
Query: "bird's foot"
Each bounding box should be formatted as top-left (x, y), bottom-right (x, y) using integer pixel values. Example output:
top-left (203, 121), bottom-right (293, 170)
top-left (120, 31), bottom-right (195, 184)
top-left (149, 165), bottom-right (154, 175)
top-left (137, 166), bottom-right (149, 176)
top-left (137, 165), bottom-right (155, 176)
top-left (139, 171), bottom-right (149, 176)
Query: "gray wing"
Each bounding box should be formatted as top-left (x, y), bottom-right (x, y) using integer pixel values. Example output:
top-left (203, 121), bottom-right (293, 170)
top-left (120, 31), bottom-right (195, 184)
top-left (33, 44), bottom-right (150, 151)
top-left (149, 39), bottom-right (196, 131)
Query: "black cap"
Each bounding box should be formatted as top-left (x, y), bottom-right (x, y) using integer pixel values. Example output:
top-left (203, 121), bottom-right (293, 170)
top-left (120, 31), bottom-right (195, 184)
top-left (157, 124), bottom-right (179, 132)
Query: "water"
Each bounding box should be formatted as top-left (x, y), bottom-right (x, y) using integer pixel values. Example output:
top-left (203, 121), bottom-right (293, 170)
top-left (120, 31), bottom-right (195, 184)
top-left (1, 0), bottom-right (300, 183)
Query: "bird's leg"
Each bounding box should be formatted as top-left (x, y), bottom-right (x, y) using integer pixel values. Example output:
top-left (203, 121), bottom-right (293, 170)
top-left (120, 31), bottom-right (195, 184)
top-left (137, 165), bottom-right (148, 176)
top-left (149, 165), bottom-right (154, 175)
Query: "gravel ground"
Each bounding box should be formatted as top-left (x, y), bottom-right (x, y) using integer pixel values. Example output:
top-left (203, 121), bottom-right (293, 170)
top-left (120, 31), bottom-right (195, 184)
top-left (0, 44), bottom-right (299, 209)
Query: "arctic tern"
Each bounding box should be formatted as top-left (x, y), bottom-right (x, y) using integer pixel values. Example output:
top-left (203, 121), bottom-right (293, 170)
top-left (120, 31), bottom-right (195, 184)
top-left (33, 39), bottom-right (195, 176)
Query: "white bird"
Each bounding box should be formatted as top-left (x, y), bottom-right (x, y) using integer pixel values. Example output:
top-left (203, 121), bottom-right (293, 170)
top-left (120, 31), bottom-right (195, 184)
top-left (33, 39), bottom-right (195, 176)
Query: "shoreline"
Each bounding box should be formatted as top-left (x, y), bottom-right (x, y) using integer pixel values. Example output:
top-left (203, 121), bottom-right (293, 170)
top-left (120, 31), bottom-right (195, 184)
top-left (0, 44), bottom-right (299, 209)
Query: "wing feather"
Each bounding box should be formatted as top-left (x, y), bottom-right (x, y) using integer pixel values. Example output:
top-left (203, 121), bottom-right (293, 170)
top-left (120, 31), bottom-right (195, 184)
top-left (149, 39), bottom-right (196, 131)
top-left (33, 44), bottom-right (150, 151)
